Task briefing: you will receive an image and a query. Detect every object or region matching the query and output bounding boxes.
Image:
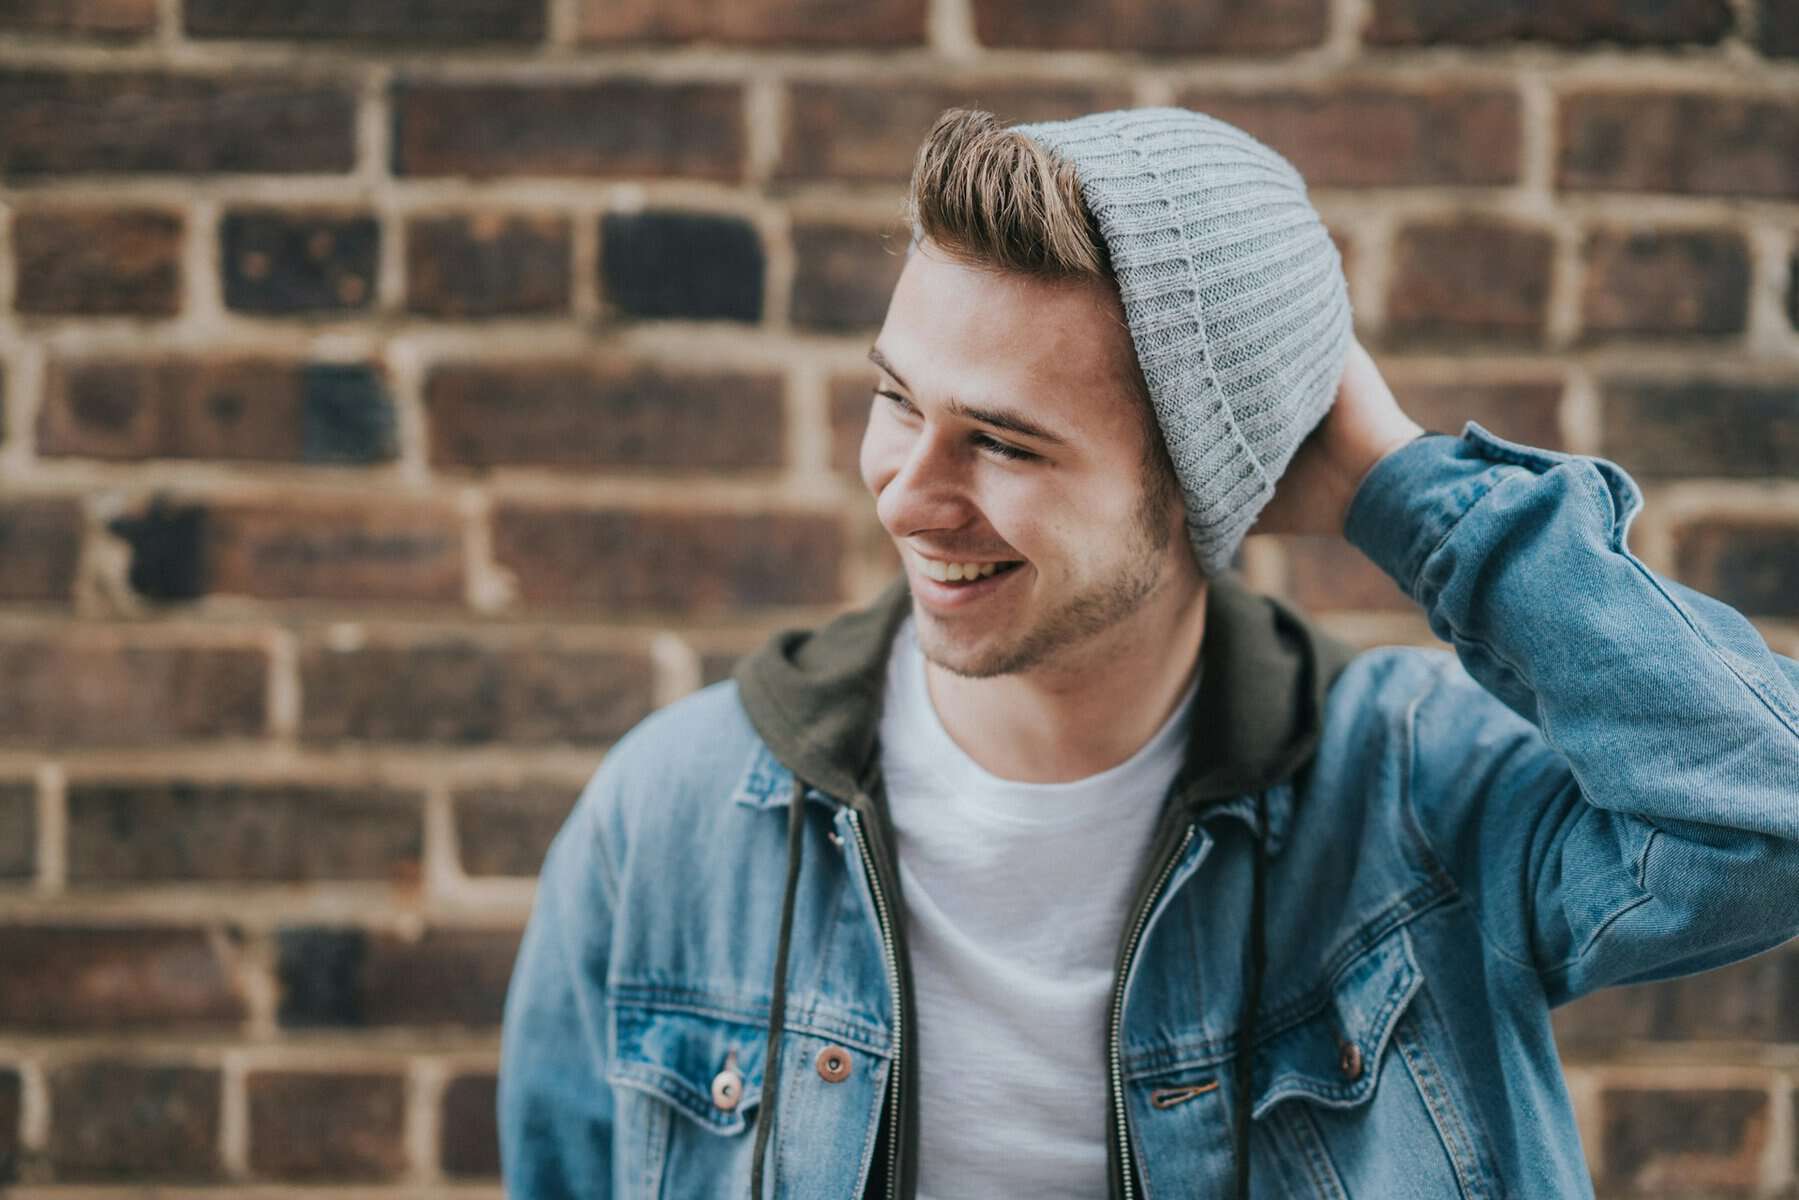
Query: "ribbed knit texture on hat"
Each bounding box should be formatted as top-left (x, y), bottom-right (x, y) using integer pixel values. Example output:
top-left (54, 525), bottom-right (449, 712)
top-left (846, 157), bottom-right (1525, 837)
top-left (1012, 107), bottom-right (1354, 576)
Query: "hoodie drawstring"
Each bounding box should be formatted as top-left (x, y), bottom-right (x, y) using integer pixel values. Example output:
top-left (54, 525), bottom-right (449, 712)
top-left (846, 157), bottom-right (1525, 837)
top-left (1232, 789), bottom-right (1269, 1200)
top-left (750, 775), bottom-right (809, 1199)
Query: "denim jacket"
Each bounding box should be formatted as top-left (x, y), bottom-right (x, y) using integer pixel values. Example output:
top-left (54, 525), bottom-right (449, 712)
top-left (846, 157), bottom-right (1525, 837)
top-left (499, 422), bottom-right (1799, 1199)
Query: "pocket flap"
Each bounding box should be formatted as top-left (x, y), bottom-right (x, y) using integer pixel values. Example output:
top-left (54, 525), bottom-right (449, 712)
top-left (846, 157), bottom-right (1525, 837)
top-left (608, 1002), bottom-right (768, 1135)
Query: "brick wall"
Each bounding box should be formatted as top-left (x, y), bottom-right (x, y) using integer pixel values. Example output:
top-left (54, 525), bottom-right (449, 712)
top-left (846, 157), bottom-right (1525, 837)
top-left (0, 0), bottom-right (1795, 1193)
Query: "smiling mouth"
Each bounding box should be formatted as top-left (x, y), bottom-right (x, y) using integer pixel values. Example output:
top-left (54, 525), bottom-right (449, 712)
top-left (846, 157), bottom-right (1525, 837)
top-left (915, 558), bottom-right (1024, 584)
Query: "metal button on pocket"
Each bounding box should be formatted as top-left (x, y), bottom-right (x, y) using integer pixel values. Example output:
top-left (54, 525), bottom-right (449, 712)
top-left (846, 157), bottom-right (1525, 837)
top-left (1337, 1038), bottom-right (1364, 1082)
top-left (711, 1050), bottom-right (744, 1111)
top-left (815, 1045), bottom-right (852, 1083)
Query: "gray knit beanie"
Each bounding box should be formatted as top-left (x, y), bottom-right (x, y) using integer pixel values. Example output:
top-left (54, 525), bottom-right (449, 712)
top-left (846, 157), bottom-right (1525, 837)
top-left (1009, 107), bottom-right (1354, 576)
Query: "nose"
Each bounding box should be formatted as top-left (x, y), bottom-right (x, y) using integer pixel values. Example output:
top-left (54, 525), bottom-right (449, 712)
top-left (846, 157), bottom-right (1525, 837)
top-left (867, 421), bottom-right (980, 541)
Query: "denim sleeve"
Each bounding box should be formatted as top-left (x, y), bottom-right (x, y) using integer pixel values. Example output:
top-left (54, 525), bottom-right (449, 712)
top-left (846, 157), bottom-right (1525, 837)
top-left (1344, 420), bottom-right (1799, 1006)
top-left (498, 767), bottom-right (620, 1197)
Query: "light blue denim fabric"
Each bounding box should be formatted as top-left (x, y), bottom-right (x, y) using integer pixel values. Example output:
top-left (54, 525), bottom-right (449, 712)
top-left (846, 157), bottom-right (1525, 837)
top-left (499, 421), bottom-right (1799, 1198)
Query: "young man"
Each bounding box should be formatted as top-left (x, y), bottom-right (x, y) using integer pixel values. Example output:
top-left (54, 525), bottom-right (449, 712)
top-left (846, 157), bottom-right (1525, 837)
top-left (498, 107), bottom-right (1799, 1199)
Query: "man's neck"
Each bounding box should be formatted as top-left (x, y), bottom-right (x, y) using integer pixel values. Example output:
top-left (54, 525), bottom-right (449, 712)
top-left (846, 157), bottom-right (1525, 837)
top-left (923, 579), bottom-right (1208, 784)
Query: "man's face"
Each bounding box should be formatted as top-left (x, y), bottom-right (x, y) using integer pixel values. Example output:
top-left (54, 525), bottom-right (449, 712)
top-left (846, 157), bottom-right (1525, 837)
top-left (860, 238), bottom-right (1189, 679)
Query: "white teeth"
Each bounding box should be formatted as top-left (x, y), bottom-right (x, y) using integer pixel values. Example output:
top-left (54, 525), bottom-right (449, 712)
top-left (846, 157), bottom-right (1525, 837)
top-left (919, 556), bottom-right (1009, 583)
top-left (946, 563), bottom-right (965, 582)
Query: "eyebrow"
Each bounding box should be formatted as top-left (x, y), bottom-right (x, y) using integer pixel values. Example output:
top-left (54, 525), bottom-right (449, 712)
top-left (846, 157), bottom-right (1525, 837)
top-left (867, 345), bottom-right (1070, 449)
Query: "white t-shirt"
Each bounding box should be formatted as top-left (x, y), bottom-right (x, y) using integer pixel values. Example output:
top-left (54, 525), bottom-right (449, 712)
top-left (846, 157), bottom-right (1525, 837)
top-left (876, 616), bottom-right (1200, 1199)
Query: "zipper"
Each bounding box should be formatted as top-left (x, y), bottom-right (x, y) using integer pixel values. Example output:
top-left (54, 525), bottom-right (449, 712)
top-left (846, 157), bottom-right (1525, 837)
top-left (845, 806), bottom-right (904, 1200)
top-left (1109, 822), bottom-right (1196, 1200)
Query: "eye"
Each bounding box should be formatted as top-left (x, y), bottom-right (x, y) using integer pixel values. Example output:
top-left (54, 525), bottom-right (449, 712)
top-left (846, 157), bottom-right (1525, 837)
top-left (874, 390), bottom-right (1037, 462)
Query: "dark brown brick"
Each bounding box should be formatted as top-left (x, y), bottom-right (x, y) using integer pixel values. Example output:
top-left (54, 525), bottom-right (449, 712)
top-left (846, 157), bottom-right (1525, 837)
top-left (1559, 92), bottom-right (1799, 199)
top-left (1386, 219), bottom-right (1553, 344)
top-left (14, 207), bottom-right (182, 316)
top-left (1553, 944), bottom-right (1799, 1047)
top-left (1383, 372), bottom-right (1566, 450)
top-left (406, 212), bottom-right (570, 318)
top-left (830, 373), bottom-right (875, 475)
top-left (41, 356), bottom-right (396, 464)
top-left (277, 926), bottom-right (519, 1028)
top-left (0, 70), bottom-right (356, 177)
top-left (972, 0), bottom-right (1326, 52)
top-left (441, 1072), bottom-right (499, 1177)
top-left (0, 926), bottom-right (245, 1029)
top-left (247, 1071), bottom-right (407, 1180)
top-left (1598, 379), bottom-right (1799, 479)
top-left (1598, 1087), bottom-right (1768, 1193)
top-left (0, 636), bottom-right (266, 746)
top-left (67, 782), bottom-right (422, 885)
top-left (454, 783), bottom-right (575, 877)
top-left (300, 639), bottom-right (654, 745)
top-left (426, 360), bottom-right (784, 472)
top-left (0, 1067), bottom-right (17, 1182)
top-left (1581, 228), bottom-right (1750, 340)
top-left (1279, 536), bottom-right (1411, 612)
top-left (0, 498), bottom-right (82, 605)
top-left (601, 210), bottom-right (764, 322)
top-left (0, 0), bottom-right (157, 37)
top-left (1366, 0), bottom-right (1731, 45)
top-left (49, 1061), bottom-right (220, 1179)
top-left (0, 783), bottom-right (32, 881)
top-left (494, 506), bottom-right (843, 615)
top-left (792, 222), bottom-right (907, 332)
top-left (221, 209), bottom-right (377, 315)
top-left (779, 82), bottom-right (1132, 183)
top-left (578, 0), bottom-right (924, 45)
top-left (700, 651), bottom-right (743, 686)
top-left (188, 0), bottom-right (543, 42)
top-left (393, 80), bottom-right (743, 181)
top-left (1175, 86), bottom-right (1521, 188)
top-left (1674, 519), bottom-right (1799, 618)
top-left (1764, 0), bottom-right (1799, 55)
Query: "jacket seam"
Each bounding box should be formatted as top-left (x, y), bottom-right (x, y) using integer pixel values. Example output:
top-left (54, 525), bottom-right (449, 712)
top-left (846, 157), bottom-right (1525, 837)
top-left (609, 988), bottom-right (893, 1056)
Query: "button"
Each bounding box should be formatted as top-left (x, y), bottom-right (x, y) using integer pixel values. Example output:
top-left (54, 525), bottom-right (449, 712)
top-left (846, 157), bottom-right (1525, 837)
top-left (815, 1045), bottom-right (853, 1083)
top-left (1337, 1038), bottom-right (1363, 1082)
top-left (711, 1051), bottom-right (744, 1111)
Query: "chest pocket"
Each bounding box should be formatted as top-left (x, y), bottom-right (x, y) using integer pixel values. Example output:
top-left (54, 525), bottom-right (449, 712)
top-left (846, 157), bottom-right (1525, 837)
top-left (609, 1002), bottom-right (768, 1134)
top-left (1251, 925), bottom-right (1502, 1200)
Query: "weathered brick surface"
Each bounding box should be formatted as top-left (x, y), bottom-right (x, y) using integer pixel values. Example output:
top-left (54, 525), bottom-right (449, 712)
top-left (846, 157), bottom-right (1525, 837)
top-left (1554, 945), bottom-right (1799, 1046)
top-left (67, 782), bottom-right (423, 885)
top-left (1386, 219), bottom-right (1554, 343)
top-left (1597, 380), bottom-right (1799, 479)
top-left (1580, 228), bottom-right (1750, 339)
top-left (41, 357), bottom-right (395, 464)
top-left (493, 507), bottom-right (844, 614)
top-left (1385, 373), bottom-right (1567, 450)
top-left (14, 207), bottom-right (183, 316)
top-left (600, 210), bottom-right (764, 322)
top-left (1174, 86), bottom-right (1521, 188)
top-left (1366, 0), bottom-right (1732, 45)
top-left (792, 222), bottom-right (908, 332)
top-left (1559, 92), bottom-right (1799, 199)
top-left (0, 1067), bottom-right (17, 1182)
top-left (830, 374), bottom-right (874, 474)
top-left (1673, 519), bottom-right (1799, 618)
top-left (406, 213), bottom-right (571, 318)
top-left (392, 80), bottom-right (744, 180)
top-left (221, 210), bottom-right (378, 315)
top-left (0, 926), bottom-right (245, 1029)
top-left (0, 70), bottom-right (357, 176)
top-left (0, 637), bottom-right (266, 746)
top-left (277, 926), bottom-right (519, 1028)
top-left (1280, 535), bottom-right (1412, 612)
top-left (427, 360), bottom-right (785, 471)
top-left (299, 639), bottom-right (655, 745)
top-left (578, 0), bottom-right (925, 46)
top-left (440, 1072), bottom-right (500, 1177)
top-left (0, 497), bottom-right (83, 606)
top-left (247, 1071), bottom-right (408, 1180)
top-left (1598, 1087), bottom-right (1769, 1193)
top-left (454, 783), bottom-right (576, 877)
top-left (48, 1061), bottom-right (221, 1179)
top-left (971, 0), bottom-right (1328, 52)
top-left (0, 783), bottom-right (33, 881)
top-left (0, 0), bottom-right (157, 37)
top-left (187, 0), bottom-right (544, 42)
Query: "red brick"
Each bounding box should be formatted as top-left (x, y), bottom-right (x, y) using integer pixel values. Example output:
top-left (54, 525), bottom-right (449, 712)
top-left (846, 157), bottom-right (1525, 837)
top-left (50, 1061), bottom-right (221, 1179)
top-left (1599, 1087), bottom-right (1768, 1193)
top-left (221, 209), bottom-right (378, 315)
top-left (1279, 536), bottom-right (1411, 612)
top-left (0, 498), bottom-right (82, 605)
top-left (971, 0), bottom-right (1326, 52)
top-left (0, 783), bottom-right (32, 881)
top-left (577, 0), bottom-right (924, 45)
top-left (1366, 0), bottom-right (1732, 45)
top-left (1764, 0), bottom-right (1799, 55)
top-left (1674, 519), bottom-right (1799, 618)
top-left (1559, 91), bottom-right (1799, 199)
top-left (494, 506), bottom-right (844, 615)
top-left (0, 0), bottom-right (156, 37)
top-left (0, 926), bottom-right (245, 1029)
top-left (0, 636), bottom-right (266, 746)
top-left (1597, 379), bottom-right (1799, 479)
top-left (406, 212), bottom-right (570, 317)
top-left (40, 356), bottom-right (395, 464)
top-left (427, 360), bottom-right (784, 471)
top-left (1175, 86), bottom-right (1521, 188)
top-left (66, 781), bottom-right (422, 885)
top-left (1382, 371), bottom-right (1566, 450)
top-left (277, 926), bottom-right (519, 1028)
top-left (1553, 944), bottom-right (1799, 1047)
top-left (1386, 218), bottom-right (1554, 344)
top-left (392, 80), bottom-right (743, 181)
top-left (441, 1073), bottom-right (499, 1177)
top-left (778, 82), bottom-right (1132, 184)
top-left (188, 0), bottom-right (543, 42)
top-left (1580, 228), bottom-right (1750, 339)
top-left (792, 221), bottom-right (908, 332)
top-left (0, 1068), bottom-right (17, 1182)
top-left (14, 207), bottom-right (182, 316)
top-left (247, 1071), bottom-right (407, 1180)
top-left (830, 373), bottom-right (875, 475)
top-left (300, 639), bottom-right (654, 745)
top-left (0, 70), bottom-right (356, 176)
top-left (600, 209), bottom-right (764, 322)
top-left (453, 783), bottom-right (575, 877)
